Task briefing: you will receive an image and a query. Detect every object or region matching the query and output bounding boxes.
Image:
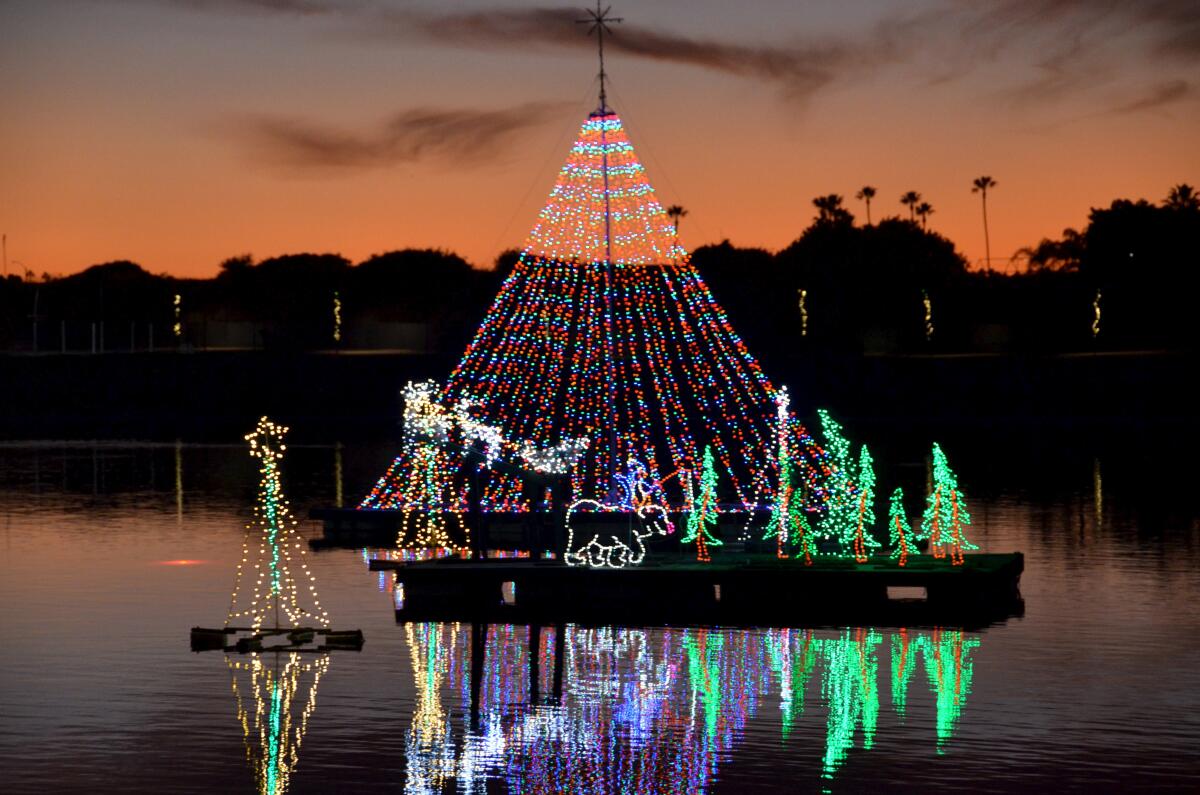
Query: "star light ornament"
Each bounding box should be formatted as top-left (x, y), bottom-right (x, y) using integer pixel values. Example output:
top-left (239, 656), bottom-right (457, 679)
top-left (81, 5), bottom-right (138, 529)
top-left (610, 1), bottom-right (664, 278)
top-left (226, 417), bottom-right (329, 633)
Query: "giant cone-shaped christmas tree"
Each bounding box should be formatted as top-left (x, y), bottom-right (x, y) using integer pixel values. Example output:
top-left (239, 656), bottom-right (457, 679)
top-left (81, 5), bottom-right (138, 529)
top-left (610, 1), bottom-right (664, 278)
top-left (361, 108), bottom-right (819, 513)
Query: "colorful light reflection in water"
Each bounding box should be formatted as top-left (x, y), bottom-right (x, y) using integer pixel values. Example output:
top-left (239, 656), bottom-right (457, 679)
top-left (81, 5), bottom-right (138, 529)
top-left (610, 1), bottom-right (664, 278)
top-left (227, 651), bottom-right (330, 795)
top-left (397, 623), bottom-right (983, 793)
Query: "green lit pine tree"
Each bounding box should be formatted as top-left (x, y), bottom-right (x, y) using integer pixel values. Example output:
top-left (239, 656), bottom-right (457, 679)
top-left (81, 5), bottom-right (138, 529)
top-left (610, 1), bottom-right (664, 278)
top-left (845, 445), bottom-right (881, 562)
top-left (682, 445), bottom-right (723, 562)
top-left (887, 487), bottom-right (918, 566)
top-left (919, 443), bottom-right (977, 565)
top-left (816, 409), bottom-right (858, 555)
top-left (789, 475), bottom-right (819, 565)
top-left (764, 460), bottom-right (819, 564)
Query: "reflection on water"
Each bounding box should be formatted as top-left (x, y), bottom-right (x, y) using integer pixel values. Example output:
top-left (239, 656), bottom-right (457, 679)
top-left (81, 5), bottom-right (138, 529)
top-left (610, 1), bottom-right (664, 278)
top-left (227, 652), bottom-right (330, 795)
top-left (398, 623), bottom-right (981, 793)
top-left (2, 438), bottom-right (1199, 792)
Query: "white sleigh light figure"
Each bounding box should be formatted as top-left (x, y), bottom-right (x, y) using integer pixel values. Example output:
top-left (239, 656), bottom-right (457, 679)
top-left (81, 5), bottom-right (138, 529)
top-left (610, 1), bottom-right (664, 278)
top-left (564, 501), bottom-right (672, 569)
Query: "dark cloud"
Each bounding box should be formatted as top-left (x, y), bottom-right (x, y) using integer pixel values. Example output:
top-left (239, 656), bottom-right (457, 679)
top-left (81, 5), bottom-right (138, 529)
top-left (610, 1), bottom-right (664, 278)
top-left (151, 1), bottom-right (1199, 116)
top-left (159, 0), bottom-right (341, 14)
top-left (363, 3), bottom-right (1199, 111)
top-left (167, 0), bottom-right (349, 14)
top-left (910, 1), bottom-right (1200, 111)
top-left (226, 102), bottom-right (570, 173)
top-left (374, 6), bottom-right (865, 103)
top-left (1110, 80), bottom-right (1190, 114)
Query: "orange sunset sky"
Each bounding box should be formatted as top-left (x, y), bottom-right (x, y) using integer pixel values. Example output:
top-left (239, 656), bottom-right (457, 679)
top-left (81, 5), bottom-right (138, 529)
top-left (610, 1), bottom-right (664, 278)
top-left (2, 0), bottom-right (1197, 278)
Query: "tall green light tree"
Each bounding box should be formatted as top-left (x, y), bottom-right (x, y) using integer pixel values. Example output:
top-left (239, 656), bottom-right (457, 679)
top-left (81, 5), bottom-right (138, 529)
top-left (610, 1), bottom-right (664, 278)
top-left (846, 445), bottom-right (880, 562)
top-left (919, 443), bottom-right (977, 564)
top-left (815, 409), bottom-right (858, 553)
top-left (682, 445), bottom-right (722, 562)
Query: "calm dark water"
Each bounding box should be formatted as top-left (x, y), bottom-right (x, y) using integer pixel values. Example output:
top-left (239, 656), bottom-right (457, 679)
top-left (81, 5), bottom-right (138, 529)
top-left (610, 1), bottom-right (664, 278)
top-left (1, 434), bottom-right (1198, 793)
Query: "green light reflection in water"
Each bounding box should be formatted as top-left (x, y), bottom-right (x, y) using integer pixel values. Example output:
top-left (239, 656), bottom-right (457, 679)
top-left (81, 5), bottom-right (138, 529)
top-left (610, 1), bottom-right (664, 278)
top-left (394, 623), bottom-right (983, 794)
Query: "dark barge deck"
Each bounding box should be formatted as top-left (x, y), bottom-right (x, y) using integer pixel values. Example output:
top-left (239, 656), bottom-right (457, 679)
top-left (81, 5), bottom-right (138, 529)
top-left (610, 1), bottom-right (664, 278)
top-left (371, 553), bottom-right (1025, 630)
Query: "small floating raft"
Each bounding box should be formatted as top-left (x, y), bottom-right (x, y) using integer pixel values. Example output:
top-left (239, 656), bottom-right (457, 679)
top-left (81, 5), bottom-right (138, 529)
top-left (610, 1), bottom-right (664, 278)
top-left (190, 626), bottom-right (365, 653)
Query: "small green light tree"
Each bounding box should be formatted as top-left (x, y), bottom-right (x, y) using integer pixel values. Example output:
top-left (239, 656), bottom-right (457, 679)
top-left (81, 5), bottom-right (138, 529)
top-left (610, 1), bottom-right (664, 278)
top-left (919, 443), bottom-right (976, 564)
top-left (887, 487), bottom-right (917, 566)
top-left (764, 460), bottom-right (819, 564)
top-left (682, 445), bottom-right (722, 562)
top-left (789, 475), bottom-right (819, 565)
top-left (845, 445), bottom-right (880, 562)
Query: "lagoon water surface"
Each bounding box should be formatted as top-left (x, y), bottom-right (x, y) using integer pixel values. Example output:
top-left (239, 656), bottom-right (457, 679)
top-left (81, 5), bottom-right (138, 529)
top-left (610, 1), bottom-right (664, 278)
top-left (1, 434), bottom-right (1198, 793)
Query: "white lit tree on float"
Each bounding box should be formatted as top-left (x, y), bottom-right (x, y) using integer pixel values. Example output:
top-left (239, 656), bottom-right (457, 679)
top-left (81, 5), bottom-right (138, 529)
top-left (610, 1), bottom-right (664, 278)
top-left (225, 417), bottom-right (329, 633)
top-left (393, 382), bottom-right (471, 551)
top-left (766, 388), bottom-right (791, 558)
top-left (919, 443), bottom-right (977, 565)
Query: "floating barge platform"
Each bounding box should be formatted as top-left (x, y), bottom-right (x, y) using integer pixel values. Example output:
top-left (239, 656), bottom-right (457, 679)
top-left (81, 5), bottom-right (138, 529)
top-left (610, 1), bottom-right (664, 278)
top-left (371, 553), bottom-right (1025, 629)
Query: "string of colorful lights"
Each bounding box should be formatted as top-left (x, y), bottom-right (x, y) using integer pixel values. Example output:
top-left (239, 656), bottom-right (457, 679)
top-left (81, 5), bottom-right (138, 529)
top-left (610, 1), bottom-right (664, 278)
top-left (360, 111), bottom-right (823, 524)
top-left (355, 107), bottom-right (980, 567)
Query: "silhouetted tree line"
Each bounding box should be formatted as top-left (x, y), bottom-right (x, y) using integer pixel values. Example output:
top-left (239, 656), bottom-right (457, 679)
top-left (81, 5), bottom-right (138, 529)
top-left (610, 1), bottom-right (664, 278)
top-left (701, 185), bottom-right (1199, 357)
top-left (1, 185), bottom-right (1196, 354)
top-left (0, 249), bottom-right (505, 352)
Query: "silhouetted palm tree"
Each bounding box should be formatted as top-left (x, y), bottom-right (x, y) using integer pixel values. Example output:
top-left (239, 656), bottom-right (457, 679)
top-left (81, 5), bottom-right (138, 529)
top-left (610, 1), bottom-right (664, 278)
top-left (916, 201), bottom-right (935, 230)
top-left (900, 191), bottom-right (921, 222)
top-left (812, 194), bottom-right (852, 225)
top-left (1165, 183), bottom-right (1199, 211)
top-left (972, 176), bottom-right (997, 269)
top-left (667, 204), bottom-right (689, 238)
top-left (855, 186), bottom-right (877, 225)
top-left (666, 204), bottom-right (688, 263)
